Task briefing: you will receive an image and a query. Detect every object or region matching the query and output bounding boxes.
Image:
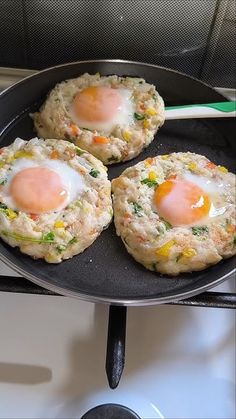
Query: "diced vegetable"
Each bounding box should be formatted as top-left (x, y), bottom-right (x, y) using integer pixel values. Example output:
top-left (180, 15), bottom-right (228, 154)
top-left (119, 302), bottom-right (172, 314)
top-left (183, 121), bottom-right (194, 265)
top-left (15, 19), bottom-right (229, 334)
top-left (0, 179), bottom-right (7, 185)
top-left (56, 245), bottom-right (67, 254)
top-left (187, 162), bottom-right (197, 171)
top-left (134, 112), bottom-right (145, 120)
top-left (0, 202), bottom-right (7, 209)
top-left (148, 171), bottom-right (157, 181)
top-left (161, 218), bottom-right (172, 230)
top-left (146, 107), bottom-right (157, 116)
top-left (233, 236), bottom-right (236, 246)
top-left (93, 136), bottom-right (109, 144)
top-left (192, 226), bottom-right (209, 235)
top-left (68, 237), bottom-right (77, 245)
top-left (50, 150), bottom-right (59, 159)
top-left (141, 178), bottom-right (158, 188)
top-left (156, 240), bottom-right (175, 257)
top-left (123, 131), bottom-right (132, 142)
top-left (75, 147), bottom-right (85, 156)
top-left (5, 209), bottom-right (17, 219)
top-left (181, 248), bottom-right (197, 258)
top-left (89, 169), bottom-right (100, 178)
top-left (206, 161), bottom-right (216, 169)
top-left (132, 202), bottom-right (143, 217)
top-left (1, 231), bottom-right (55, 243)
top-left (143, 119), bottom-right (150, 129)
top-left (14, 151), bottom-right (33, 159)
top-left (218, 165), bottom-right (228, 173)
top-left (54, 220), bottom-right (65, 228)
top-left (161, 155), bottom-right (170, 160)
top-left (152, 94), bottom-right (157, 101)
top-left (70, 123), bottom-right (80, 136)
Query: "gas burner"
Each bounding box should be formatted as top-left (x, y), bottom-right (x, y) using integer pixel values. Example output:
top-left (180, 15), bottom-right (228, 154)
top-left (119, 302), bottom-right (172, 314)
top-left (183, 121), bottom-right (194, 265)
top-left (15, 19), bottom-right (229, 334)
top-left (81, 403), bottom-right (141, 419)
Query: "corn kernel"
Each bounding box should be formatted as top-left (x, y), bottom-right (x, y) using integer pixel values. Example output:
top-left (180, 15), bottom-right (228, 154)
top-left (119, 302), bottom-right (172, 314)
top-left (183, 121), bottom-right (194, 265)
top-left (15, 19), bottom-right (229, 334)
top-left (148, 171), bottom-right (157, 181)
top-left (14, 151), bottom-right (33, 159)
top-left (161, 154), bottom-right (170, 160)
top-left (6, 209), bottom-right (17, 219)
top-left (182, 248), bottom-right (197, 258)
top-left (123, 130), bottom-right (132, 142)
top-left (143, 119), bottom-right (150, 129)
top-left (146, 107), bottom-right (157, 116)
top-left (187, 162), bottom-right (197, 171)
top-left (218, 165), bottom-right (228, 173)
top-left (156, 240), bottom-right (175, 257)
top-left (54, 220), bottom-right (65, 228)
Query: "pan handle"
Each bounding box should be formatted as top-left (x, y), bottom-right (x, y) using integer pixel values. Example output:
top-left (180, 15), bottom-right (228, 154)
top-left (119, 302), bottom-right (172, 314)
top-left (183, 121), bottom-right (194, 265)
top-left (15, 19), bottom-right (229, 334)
top-left (105, 305), bottom-right (127, 389)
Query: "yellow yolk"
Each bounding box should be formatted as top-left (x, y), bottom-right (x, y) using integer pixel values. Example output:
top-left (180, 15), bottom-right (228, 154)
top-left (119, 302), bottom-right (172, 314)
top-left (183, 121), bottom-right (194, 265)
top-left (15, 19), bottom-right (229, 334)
top-left (154, 178), bottom-right (211, 226)
top-left (10, 167), bottom-right (68, 214)
top-left (73, 86), bottom-right (122, 123)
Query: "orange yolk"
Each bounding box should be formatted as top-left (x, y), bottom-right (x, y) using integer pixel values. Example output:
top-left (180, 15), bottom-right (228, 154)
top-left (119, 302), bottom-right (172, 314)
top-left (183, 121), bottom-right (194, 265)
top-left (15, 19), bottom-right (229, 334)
top-left (73, 86), bottom-right (122, 123)
top-left (10, 167), bottom-right (68, 214)
top-left (154, 178), bottom-right (211, 226)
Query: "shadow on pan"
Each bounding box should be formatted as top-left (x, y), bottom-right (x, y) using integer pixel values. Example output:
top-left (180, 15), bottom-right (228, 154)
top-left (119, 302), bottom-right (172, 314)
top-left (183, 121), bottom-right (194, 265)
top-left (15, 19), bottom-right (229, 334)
top-left (0, 60), bottom-right (235, 305)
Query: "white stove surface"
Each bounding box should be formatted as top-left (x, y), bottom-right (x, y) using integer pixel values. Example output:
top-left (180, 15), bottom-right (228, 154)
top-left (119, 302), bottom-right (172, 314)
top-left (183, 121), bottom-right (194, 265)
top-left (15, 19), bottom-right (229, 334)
top-left (0, 261), bottom-right (235, 419)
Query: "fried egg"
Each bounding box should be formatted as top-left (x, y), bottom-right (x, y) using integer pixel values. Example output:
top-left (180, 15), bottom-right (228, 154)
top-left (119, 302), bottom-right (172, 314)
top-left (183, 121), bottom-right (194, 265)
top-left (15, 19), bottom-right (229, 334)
top-left (32, 73), bottom-right (165, 164)
top-left (112, 152), bottom-right (236, 276)
top-left (71, 86), bottom-right (135, 133)
top-left (154, 172), bottom-right (228, 227)
top-left (1, 158), bottom-right (85, 214)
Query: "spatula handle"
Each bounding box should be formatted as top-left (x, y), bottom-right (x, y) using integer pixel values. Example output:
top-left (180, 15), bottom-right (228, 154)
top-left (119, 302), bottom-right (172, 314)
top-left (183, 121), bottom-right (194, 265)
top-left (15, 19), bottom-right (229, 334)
top-left (165, 101), bottom-right (236, 120)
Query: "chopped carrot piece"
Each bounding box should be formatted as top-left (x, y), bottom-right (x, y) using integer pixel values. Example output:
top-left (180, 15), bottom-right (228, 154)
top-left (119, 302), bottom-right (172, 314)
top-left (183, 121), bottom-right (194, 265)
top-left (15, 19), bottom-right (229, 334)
top-left (93, 136), bottom-right (109, 144)
top-left (226, 224), bottom-right (236, 233)
top-left (50, 150), bottom-right (59, 159)
top-left (0, 148), bottom-right (5, 155)
top-left (146, 157), bottom-right (155, 165)
top-left (70, 123), bottom-right (80, 136)
top-left (206, 161), bottom-right (217, 169)
top-left (30, 213), bottom-right (39, 221)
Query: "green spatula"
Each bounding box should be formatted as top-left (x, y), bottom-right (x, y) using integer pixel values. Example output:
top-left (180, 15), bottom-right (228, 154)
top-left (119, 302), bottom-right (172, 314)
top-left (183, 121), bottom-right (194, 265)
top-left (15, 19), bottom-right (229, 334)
top-left (165, 101), bottom-right (236, 120)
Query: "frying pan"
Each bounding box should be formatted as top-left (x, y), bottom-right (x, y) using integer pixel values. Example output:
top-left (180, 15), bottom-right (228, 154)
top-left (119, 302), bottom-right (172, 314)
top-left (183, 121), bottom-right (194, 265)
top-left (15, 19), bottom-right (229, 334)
top-left (0, 60), bottom-right (235, 306)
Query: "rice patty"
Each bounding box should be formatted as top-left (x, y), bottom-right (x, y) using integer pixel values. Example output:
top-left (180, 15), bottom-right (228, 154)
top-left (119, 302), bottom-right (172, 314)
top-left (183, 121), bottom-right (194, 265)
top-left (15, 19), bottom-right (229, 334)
top-left (112, 152), bottom-right (236, 276)
top-left (32, 73), bottom-right (165, 165)
top-left (0, 137), bottom-right (112, 263)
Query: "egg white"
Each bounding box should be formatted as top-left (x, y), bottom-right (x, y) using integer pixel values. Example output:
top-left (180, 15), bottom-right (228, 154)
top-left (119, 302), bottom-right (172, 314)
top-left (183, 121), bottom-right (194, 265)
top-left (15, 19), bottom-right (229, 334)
top-left (183, 172), bottom-right (228, 224)
top-left (70, 88), bottom-right (135, 133)
top-left (1, 158), bottom-right (85, 212)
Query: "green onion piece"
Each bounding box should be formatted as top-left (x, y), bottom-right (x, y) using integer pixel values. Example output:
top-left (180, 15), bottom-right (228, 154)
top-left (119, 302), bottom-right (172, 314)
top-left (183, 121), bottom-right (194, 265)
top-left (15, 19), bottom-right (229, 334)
top-left (192, 226), bottom-right (209, 236)
top-left (152, 94), bottom-right (157, 101)
top-left (75, 147), bottom-right (85, 156)
top-left (233, 236), bottom-right (236, 246)
top-left (68, 237), bottom-right (77, 245)
top-left (89, 169), bottom-right (100, 178)
top-left (0, 179), bottom-right (7, 185)
top-left (141, 178), bottom-right (158, 188)
top-left (134, 112), bottom-right (145, 120)
top-left (42, 232), bottom-right (55, 242)
top-left (1, 231), bottom-right (55, 243)
top-left (56, 245), bottom-right (67, 254)
top-left (0, 202), bottom-right (8, 210)
top-left (161, 218), bottom-right (172, 230)
top-left (132, 202), bottom-right (143, 217)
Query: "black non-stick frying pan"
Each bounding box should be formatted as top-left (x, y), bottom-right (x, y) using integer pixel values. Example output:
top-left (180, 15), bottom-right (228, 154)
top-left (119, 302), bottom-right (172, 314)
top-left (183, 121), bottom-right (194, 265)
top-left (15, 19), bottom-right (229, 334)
top-left (0, 60), bottom-right (235, 306)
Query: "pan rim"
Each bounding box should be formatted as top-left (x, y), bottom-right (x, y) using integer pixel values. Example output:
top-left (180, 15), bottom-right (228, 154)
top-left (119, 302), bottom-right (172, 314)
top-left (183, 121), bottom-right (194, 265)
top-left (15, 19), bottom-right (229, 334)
top-left (0, 59), bottom-right (234, 305)
top-left (0, 59), bottom-right (228, 102)
top-left (0, 252), bottom-right (235, 306)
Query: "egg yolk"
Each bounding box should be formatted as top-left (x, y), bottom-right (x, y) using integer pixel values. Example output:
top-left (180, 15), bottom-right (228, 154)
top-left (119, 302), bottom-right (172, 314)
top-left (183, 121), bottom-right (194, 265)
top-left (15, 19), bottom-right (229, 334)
top-left (73, 86), bottom-right (122, 123)
top-left (154, 178), bottom-right (211, 226)
top-left (10, 167), bottom-right (68, 214)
